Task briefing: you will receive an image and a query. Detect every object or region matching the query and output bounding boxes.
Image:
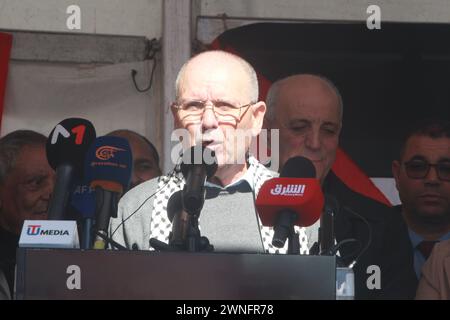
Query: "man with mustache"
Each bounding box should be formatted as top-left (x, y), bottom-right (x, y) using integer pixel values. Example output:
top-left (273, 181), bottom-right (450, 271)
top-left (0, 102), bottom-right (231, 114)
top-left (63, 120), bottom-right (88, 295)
top-left (392, 119), bottom-right (450, 281)
top-left (110, 51), bottom-right (312, 256)
top-left (265, 74), bottom-right (417, 299)
top-left (0, 130), bottom-right (55, 298)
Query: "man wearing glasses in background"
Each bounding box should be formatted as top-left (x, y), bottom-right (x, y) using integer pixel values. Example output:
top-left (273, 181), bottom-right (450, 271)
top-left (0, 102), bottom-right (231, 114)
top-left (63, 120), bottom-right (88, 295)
top-left (110, 50), bottom-right (308, 255)
top-left (392, 119), bottom-right (450, 281)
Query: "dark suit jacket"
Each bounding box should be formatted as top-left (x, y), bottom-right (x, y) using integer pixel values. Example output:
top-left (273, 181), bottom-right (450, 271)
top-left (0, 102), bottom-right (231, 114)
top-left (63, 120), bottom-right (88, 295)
top-left (323, 172), bottom-right (418, 299)
top-left (0, 226), bottom-right (18, 299)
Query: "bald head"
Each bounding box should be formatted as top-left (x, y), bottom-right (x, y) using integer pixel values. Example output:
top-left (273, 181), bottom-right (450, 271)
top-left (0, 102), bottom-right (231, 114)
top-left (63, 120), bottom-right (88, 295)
top-left (266, 74), bottom-right (343, 122)
top-left (107, 129), bottom-right (161, 189)
top-left (175, 50), bottom-right (259, 103)
top-left (266, 74), bottom-right (343, 184)
top-left (171, 50), bottom-right (267, 186)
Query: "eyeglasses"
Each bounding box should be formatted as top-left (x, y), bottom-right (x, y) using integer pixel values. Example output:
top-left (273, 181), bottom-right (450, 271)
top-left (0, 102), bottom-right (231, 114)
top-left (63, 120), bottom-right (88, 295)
top-left (404, 160), bottom-right (450, 181)
top-left (173, 100), bottom-right (253, 122)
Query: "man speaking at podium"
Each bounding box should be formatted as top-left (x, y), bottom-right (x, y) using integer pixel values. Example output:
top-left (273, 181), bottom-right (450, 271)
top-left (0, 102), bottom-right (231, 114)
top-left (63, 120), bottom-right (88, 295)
top-left (109, 50), bottom-right (313, 255)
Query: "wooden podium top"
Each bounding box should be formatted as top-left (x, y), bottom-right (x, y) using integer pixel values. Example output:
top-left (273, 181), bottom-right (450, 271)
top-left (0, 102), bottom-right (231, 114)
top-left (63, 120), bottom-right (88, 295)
top-left (15, 248), bottom-right (336, 300)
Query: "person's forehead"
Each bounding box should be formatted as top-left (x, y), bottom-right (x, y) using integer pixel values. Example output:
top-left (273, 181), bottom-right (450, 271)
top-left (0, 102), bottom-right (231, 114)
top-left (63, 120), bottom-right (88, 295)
top-left (16, 144), bottom-right (46, 162)
top-left (277, 94), bottom-right (340, 124)
top-left (276, 79), bottom-right (340, 120)
top-left (10, 145), bottom-right (49, 176)
top-left (125, 135), bottom-right (155, 160)
top-left (403, 135), bottom-right (450, 160)
top-left (109, 132), bottom-right (158, 164)
top-left (179, 61), bottom-right (249, 100)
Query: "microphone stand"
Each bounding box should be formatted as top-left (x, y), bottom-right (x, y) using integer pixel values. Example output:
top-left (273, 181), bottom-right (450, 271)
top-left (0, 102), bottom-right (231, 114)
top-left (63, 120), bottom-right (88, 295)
top-left (81, 217), bottom-right (94, 249)
top-left (185, 211), bottom-right (213, 253)
top-left (272, 210), bottom-right (301, 254)
top-left (287, 226), bottom-right (300, 255)
top-left (150, 208), bottom-right (213, 253)
top-left (151, 146), bottom-right (217, 253)
top-left (319, 194), bottom-right (337, 255)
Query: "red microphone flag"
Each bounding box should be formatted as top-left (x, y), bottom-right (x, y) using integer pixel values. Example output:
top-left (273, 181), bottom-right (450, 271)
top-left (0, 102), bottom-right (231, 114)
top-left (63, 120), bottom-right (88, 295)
top-left (256, 177), bottom-right (324, 227)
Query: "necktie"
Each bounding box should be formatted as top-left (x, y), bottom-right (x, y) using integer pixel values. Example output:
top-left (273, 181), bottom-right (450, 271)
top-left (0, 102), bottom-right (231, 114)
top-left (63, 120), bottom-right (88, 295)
top-left (417, 240), bottom-right (438, 260)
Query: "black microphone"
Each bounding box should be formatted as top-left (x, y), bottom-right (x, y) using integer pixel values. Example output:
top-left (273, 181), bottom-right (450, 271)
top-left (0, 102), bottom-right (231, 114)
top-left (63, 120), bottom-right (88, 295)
top-left (46, 118), bottom-right (96, 220)
top-left (271, 156), bottom-right (318, 248)
top-left (84, 136), bottom-right (132, 250)
top-left (160, 145), bottom-right (217, 252)
top-left (180, 145), bottom-right (218, 215)
top-left (280, 156), bottom-right (317, 179)
top-left (69, 183), bottom-right (96, 249)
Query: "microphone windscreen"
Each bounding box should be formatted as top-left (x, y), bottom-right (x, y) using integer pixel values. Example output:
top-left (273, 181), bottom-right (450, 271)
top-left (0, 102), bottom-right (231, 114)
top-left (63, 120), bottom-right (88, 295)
top-left (84, 136), bottom-right (132, 193)
top-left (46, 118), bottom-right (96, 175)
top-left (280, 156), bottom-right (316, 178)
top-left (180, 145), bottom-right (218, 179)
top-left (256, 177), bottom-right (324, 227)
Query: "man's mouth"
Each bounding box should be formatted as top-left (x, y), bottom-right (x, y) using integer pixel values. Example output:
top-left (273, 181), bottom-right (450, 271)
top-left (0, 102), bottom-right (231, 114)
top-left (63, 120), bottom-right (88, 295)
top-left (418, 194), bottom-right (444, 204)
top-left (202, 140), bottom-right (213, 147)
top-left (419, 193), bottom-right (443, 200)
top-left (202, 140), bottom-right (220, 149)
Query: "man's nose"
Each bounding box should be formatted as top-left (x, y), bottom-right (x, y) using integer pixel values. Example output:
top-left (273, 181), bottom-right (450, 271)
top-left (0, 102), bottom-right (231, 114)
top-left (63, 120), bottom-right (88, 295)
top-left (201, 106), bottom-right (219, 131)
top-left (424, 165), bottom-right (440, 185)
top-left (305, 130), bottom-right (321, 151)
top-left (43, 174), bottom-right (56, 201)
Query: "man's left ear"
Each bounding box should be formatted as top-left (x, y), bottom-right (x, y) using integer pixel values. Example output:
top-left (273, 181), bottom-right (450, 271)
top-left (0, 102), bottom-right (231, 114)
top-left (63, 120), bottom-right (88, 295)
top-left (171, 103), bottom-right (182, 129)
top-left (251, 101), bottom-right (267, 136)
top-left (392, 160), bottom-right (401, 191)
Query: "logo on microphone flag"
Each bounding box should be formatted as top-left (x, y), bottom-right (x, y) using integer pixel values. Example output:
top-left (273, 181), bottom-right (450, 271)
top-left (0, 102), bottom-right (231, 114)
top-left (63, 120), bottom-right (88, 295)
top-left (270, 184), bottom-right (306, 196)
top-left (95, 146), bottom-right (126, 160)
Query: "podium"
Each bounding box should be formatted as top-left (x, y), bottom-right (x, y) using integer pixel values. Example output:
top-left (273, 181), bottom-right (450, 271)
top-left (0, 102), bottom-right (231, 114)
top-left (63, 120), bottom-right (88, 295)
top-left (15, 248), bottom-right (336, 300)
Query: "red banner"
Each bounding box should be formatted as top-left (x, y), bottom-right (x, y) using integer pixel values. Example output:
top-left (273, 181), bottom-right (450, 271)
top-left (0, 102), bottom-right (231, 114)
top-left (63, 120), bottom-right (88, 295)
top-left (0, 32), bottom-right (12, 132)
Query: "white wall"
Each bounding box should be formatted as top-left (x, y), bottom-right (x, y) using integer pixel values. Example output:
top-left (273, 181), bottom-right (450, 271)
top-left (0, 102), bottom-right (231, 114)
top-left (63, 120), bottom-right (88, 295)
top-left (2, 59), bottom-right (162, 155)
top-left (0, 0), bottom-right (162, 38)
top-left (0, 0), bottom-right (164, 163)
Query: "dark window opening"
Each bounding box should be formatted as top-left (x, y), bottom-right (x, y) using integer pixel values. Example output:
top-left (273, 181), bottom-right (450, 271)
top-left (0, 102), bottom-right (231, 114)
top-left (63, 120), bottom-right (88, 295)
top-left (214, 22), bottom-right (450, 177)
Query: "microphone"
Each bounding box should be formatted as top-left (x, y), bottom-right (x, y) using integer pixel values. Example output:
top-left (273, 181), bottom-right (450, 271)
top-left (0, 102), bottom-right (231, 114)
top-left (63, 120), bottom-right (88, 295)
top-left (69, 183), bottom-right (96, 249)
top-left (84, 136), bottom-right (132, 250)
top-left (256, 156), bottom-right (324, 249)
top-left (180, 145), bottom-right (218, 215)
top-left (158, 145), bottom-right (217, 252)
top-left (46, 118), bottom-right (96, 220)
top-left (166, 190), bottom-right (213, 252)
